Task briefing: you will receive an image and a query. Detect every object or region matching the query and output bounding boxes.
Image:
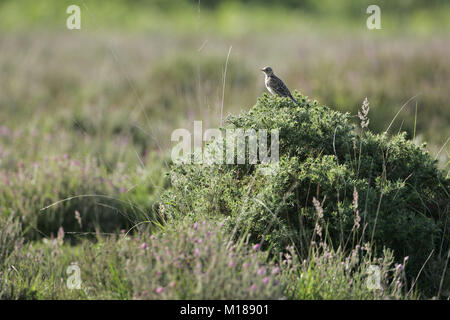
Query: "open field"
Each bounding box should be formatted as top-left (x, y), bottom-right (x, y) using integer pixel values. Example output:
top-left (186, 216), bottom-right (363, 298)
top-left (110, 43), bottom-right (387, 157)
top-left (0, 0), bottom-right (449, 300)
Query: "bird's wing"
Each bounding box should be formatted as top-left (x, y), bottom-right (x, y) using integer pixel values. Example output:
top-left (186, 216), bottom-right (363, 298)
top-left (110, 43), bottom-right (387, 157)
top-left (272, 76), bottom-right (294, 98)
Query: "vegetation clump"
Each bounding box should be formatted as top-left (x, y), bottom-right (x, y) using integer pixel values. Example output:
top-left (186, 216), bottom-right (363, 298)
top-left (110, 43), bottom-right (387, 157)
top-left (164, 92), bottom-right (449, 292)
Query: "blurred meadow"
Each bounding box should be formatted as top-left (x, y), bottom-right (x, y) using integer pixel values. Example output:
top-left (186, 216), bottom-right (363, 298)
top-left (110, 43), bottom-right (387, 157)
top-left (0, 0), bottom-right (449, 300)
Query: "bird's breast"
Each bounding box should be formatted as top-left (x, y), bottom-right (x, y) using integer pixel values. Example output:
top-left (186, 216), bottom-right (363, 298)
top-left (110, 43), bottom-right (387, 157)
top-left (265, 76), bottom-right (275, 95)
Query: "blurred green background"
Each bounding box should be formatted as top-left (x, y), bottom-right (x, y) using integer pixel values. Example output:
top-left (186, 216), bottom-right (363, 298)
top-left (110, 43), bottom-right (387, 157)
top-left (0, 0), bottom-right (449, 299)
top-left (0, 0), bottom-right (449, 181)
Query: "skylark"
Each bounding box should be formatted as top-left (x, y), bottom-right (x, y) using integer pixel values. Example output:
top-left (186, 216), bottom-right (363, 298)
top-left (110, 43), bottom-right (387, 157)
top-left (261, 66), bottom-right (298, 105)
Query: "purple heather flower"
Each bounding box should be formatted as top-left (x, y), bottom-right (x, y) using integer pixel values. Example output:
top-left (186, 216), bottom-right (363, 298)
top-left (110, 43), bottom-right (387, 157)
top-left (242, 262), bottom-right (250, 269)
top-left (262, 277), bottom-right (270, 285)
top-left (194, 248), bottom-right (200, 257)
top-left (253, 244), bottom-right (260, 251)
top-left (250, 284), bottom-right (257, 291)
top-left (140, 242), bottom-right (147, 249)
top-left (271, 267), bottom-right (280, 275)
top-left (228, 260), bottom-right (235, 268)
top-left (257, 268), bottom-right (265, 276)
top-left (155, 287), bottom-right (164, 294)
top-left (120, 187), bottom-right (127, 194)
top-left (194, 223), bottom-right (199, 230)
top-left (72, 159), bottom-right (81, 167)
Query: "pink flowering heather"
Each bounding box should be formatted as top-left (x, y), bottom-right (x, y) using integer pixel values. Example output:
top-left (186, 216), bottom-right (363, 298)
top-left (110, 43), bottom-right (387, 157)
top-left (155, 287), bottom-right (164, 294)
top-left (252, 244), bottom-right (260, 251)
top-left (257, 268), bottom-right (265, 276)
top-left (140, 242), bottom-right (147, 249)
top-left (262, 277), bottom-right (270, 285)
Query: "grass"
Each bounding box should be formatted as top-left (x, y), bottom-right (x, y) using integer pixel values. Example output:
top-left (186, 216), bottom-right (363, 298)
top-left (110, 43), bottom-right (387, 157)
top-left (2, 0), bottom-right (450, 35)
top-left (0, 0), bottom-right (449, 300)
top-left (0, 216), bottom-right (419, 299)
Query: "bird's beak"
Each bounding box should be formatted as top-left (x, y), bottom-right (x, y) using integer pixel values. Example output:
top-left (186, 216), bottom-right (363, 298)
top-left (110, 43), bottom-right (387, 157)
top-left (261, 68), bottom-right (265, 72)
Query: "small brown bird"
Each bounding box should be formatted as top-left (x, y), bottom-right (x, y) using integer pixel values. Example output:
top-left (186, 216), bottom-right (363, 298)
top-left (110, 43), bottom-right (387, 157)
top-left (261, 66), bottom-right (298, 105)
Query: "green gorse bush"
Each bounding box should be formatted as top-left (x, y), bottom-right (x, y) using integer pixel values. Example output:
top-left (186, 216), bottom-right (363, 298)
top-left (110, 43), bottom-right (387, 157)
top-left (164, 92), bottom-right (449, 293)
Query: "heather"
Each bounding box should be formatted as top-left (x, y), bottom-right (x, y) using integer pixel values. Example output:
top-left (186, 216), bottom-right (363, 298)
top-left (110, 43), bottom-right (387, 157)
top-left (1, 0), bottom-right (449, 300)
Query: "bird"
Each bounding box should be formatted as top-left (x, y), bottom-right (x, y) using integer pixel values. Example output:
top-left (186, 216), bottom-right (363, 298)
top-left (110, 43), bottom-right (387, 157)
top-left (261, 66), bottom-right (298, 105)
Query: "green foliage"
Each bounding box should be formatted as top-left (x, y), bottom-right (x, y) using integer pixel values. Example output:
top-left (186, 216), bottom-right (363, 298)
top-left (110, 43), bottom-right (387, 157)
top-left (164, 92), bottom-right (450, 290)
top-left (302, 45), bottom-right (450, 151)
top-left (0, 214), bottom-right (23, 263)
top-left (190, 0), bottom-right (446, 12)
top-left (0, 218), bottom-right (415, 300)
top-left (2, 0), bottom-right (450, 35)
top-left (283, 242), bottom-right (416, 299)
top-left (0, 156), bottom-right (165, 240)
top-left (0, 0), bottom-right (448, 299)
top-left (144, 54), bottom-right (255, 113)
top-left (123, 218), bottom-right (285, 299)
top-left (0, 235), bottom-right (133, 299)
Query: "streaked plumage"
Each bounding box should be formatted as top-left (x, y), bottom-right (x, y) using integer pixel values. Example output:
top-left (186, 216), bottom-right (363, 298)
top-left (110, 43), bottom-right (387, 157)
top-left (261, 66), bottom-right (298, 105)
